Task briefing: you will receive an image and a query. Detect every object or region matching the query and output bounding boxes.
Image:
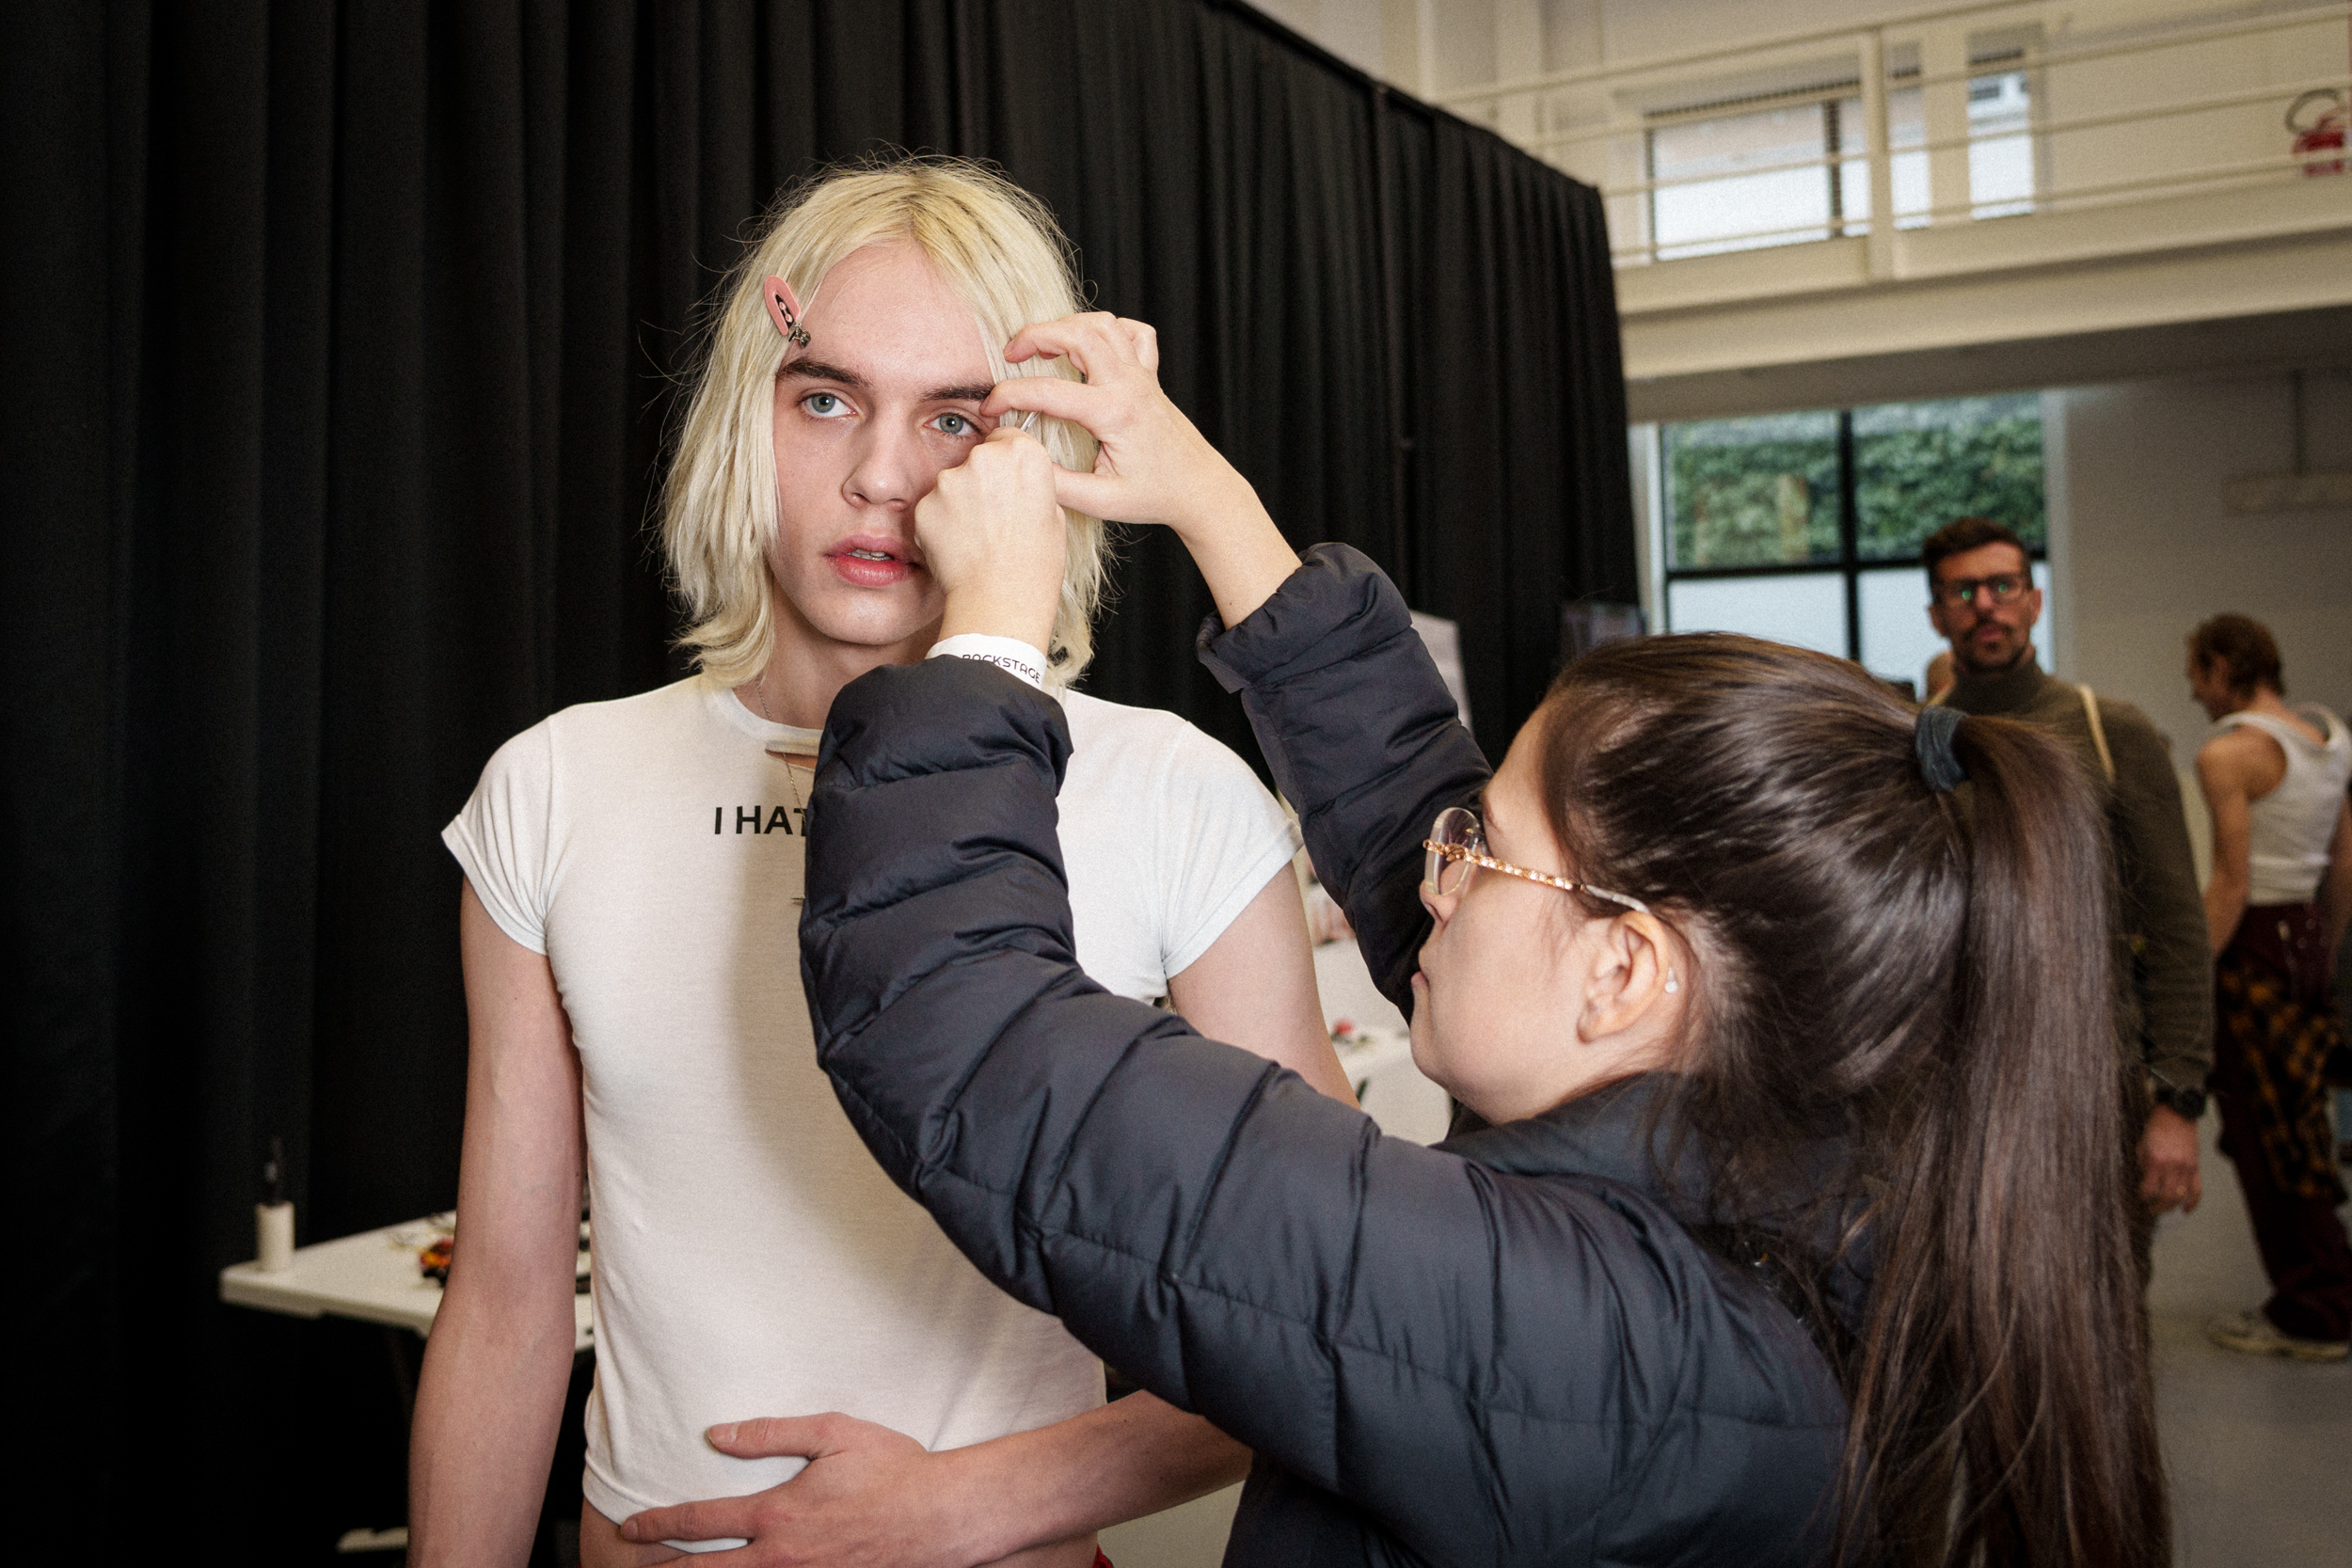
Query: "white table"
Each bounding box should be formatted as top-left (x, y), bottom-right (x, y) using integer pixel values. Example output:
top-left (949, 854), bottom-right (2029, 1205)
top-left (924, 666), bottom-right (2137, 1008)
top-left (1333, 1027), bottom-right (1415, 1098)
top-left (220, 1216), bottom-right (595, 1558)
top-left (219, 1214), bottom-right (595, 1354)
top-left (1314, 940), bottom-right (1455, 1145)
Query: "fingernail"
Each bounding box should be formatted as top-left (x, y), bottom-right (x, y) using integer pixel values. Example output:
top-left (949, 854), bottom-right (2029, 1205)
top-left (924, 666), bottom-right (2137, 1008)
top-left (709, 1421), bottom-right (739, 1446)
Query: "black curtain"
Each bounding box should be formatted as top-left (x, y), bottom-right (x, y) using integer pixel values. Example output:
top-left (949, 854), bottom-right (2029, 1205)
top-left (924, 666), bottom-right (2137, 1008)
top-left (4, 0), bottom-right (1630, 1551)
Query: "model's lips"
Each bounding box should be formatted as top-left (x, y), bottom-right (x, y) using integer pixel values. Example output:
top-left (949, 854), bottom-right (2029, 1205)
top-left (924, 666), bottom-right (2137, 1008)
top-left (824, 536), bottom-right (923, 588)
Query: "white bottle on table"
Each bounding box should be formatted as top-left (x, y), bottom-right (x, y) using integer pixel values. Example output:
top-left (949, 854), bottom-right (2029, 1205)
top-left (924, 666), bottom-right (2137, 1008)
top-left (256, 1135), bottom-right (294, 1273)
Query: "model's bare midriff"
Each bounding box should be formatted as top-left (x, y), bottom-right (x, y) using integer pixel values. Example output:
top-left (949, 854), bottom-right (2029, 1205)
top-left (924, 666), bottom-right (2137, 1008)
top-left (579, 1498), bottom-right (1100, 1568)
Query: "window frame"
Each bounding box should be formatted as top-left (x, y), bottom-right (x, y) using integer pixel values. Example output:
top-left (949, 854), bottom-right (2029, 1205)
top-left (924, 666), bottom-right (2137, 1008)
top-left (1660, 406), bottom-right (2047, 672)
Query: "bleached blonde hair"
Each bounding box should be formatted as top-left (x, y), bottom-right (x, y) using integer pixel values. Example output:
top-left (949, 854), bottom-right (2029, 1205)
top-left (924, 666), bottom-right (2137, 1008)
top-left (660, 157), bottom-right (1108, 690)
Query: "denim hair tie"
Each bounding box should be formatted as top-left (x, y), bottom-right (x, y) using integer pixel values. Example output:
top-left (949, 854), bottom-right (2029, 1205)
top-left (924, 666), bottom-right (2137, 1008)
top-left (1915, 705), bottom-right (1968, 793)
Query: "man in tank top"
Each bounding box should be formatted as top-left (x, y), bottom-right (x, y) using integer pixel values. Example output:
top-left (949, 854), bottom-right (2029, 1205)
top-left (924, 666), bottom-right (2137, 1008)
top-left (407, 161), bottom-right (1356, 1567)
top-left (2188, 612), bottom-right (2352, 1361)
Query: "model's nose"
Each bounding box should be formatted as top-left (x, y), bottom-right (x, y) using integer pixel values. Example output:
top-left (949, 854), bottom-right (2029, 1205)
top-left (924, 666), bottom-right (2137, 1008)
top-left (844, 422), bottom-right (927, 510)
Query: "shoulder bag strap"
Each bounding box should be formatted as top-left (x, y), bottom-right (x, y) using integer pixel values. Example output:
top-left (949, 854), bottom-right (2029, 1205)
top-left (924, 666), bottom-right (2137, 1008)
top-left (2076, 684), bottom-right (2116, 784)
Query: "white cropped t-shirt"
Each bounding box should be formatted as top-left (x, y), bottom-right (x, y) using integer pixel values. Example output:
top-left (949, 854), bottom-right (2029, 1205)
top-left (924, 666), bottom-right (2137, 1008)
top-left (445, 675), bottom-right (1295, 1548)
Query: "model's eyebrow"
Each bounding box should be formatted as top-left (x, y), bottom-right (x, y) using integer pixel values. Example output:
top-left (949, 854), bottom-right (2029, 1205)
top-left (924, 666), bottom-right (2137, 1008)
top-left (779, 360), bottom-right (993, 406)
top-left (778, 358), bottom-right (868, 389)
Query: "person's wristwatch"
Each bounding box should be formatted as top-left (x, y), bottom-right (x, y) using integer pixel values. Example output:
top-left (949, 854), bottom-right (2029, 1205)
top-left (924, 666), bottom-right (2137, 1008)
top-left (2152, 1083), bottom-right (2208, 1121)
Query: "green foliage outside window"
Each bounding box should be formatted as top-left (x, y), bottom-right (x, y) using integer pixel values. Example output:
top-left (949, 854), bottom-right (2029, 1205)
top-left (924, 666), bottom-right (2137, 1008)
top-left (1853, 394), bottom-right (2045, 558)
top-left (1667, 395), bottom-right (2045, 569)
top-left (1665, 412), bottom-right (1839, 568)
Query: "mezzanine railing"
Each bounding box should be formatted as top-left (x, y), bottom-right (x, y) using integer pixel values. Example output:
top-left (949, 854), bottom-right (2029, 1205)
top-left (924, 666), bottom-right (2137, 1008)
top-left (1442, 0), bottom-right (2350, 272)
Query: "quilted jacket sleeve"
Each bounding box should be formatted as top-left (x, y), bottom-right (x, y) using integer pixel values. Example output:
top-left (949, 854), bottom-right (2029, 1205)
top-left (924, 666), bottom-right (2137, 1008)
top-left (1195, 544), bottom-right (1492, 1017)
top-left (801, 561), bottom-right (1764, 1563)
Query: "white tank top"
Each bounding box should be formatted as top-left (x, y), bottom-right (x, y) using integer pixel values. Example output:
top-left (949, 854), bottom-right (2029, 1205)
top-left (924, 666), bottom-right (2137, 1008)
top-left (2213, 705), bottom-right (2352, 904)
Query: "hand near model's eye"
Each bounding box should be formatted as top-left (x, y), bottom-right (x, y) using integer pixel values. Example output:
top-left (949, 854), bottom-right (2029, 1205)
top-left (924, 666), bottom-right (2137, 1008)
top-left (983, 313), bottom-right (1249, 536)
top-left (914, 426), bottom-right (1067, 657)
top-left (986, 313), bottom-right (1300, 631)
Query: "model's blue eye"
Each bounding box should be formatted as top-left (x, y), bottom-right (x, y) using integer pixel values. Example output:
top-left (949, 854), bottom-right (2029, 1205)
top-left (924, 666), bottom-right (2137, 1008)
top-left (803, 392), bottom-right (849, 418)
top-left (932, 411), bottom-right (976, 437)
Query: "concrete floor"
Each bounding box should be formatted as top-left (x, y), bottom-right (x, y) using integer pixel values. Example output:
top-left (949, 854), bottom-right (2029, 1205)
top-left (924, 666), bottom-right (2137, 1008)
top-left (2150, 1117), bottom-right (2352, 1567)
top-left (1101, 1117), bottom-right (2352, 1568)
top-left (1097, 1482), bottom-right (1242, 1568)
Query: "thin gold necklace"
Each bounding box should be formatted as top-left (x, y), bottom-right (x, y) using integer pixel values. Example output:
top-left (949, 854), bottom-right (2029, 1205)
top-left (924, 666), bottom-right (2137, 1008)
top-left (749, 670), bottom-right (811, 810)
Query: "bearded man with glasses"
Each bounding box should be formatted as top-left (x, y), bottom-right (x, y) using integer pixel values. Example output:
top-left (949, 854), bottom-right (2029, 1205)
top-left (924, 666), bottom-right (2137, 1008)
top-left (1923, 515), bottom-right (2213, 1249)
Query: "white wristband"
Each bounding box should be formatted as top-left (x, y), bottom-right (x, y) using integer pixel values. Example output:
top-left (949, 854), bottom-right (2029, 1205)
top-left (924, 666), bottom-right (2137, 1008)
top-left (927, 634), bottom-right (1047, 689)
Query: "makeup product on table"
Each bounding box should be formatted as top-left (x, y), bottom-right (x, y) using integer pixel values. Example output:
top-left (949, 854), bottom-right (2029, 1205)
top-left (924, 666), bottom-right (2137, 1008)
top-left (256, 1135), bottom-right (294, 1273)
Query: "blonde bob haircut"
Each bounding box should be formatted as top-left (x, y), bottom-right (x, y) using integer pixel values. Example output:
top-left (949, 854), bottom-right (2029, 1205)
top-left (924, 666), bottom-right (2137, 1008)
top-left (661, 157), bottom-right (1108, 690)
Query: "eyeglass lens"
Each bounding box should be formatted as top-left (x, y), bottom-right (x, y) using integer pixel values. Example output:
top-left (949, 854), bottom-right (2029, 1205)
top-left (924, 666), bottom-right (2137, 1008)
top-left (1426, 805), bottom-right (1480, 896)
top-left (1942, 573), bottom-right (2025, 606)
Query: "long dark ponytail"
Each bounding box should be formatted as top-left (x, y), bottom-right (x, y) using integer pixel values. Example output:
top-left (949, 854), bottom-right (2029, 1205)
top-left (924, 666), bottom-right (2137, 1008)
top-left (1536, 634), bottom-right (2165, 1568)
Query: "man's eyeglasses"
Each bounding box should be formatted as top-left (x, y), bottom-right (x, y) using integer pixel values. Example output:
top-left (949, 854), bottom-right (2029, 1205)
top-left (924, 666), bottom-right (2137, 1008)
top-left (1932, 572), bottom-right (2029, 608)
top-left (1422, 805), bottom-right (1649, 914)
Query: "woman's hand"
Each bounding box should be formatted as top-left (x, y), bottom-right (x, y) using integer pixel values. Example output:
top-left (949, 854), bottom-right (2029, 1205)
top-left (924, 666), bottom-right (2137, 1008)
top-left (914, 426), bottom-right (1066, 657)
top-left (984, 314), bottom-right (1299, 629)
top-left (983, 315), bottom-right (1238, 534)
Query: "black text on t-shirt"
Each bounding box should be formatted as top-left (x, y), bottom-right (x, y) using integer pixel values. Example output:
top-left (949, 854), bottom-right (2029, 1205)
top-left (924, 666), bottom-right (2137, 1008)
top-left (715, 804), bottom-right (805, 835)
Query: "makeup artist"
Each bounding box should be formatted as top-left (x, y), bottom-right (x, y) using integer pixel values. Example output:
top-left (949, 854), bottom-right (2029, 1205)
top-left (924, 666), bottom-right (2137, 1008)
top-left (778, 312), bottom-right (2170, 1567)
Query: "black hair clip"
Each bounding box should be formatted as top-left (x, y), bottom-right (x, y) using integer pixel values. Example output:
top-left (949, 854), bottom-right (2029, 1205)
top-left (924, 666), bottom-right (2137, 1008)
top-left (1915, 704), bottom-right (1968, 793)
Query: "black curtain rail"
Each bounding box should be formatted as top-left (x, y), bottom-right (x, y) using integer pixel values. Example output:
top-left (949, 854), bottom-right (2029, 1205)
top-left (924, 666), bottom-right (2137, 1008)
top-left (2, 0), bottom-right (1632, 1544)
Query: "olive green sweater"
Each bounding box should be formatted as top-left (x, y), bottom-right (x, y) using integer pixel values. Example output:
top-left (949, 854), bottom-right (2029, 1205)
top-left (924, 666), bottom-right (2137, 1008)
top-left (1945, 657), bottom-right (2214, 1096)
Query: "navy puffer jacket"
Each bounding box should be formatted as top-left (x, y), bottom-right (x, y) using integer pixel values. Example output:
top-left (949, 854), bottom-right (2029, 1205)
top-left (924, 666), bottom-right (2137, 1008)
top-left (803, 546), bottom-right (1851, 1567)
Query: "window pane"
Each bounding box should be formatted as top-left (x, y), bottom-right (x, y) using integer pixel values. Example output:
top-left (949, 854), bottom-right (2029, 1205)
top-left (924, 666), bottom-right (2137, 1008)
top-left (1836, 89), bottom-right (1929, 230)
top-left (1851, 393), bottom-right (2044, 561)
top-left (1663, 411), bottom-right (1841, 568)
top-left (1666, 573), bottom-right (1847, 658)
top-left (1650, 103), bottom-right (1834, 259)
top-left (1836, 79), bottom-right (2026, 231)
top-left (1860, 562), bottom-right (2052, 693)
top-left (1856, 566), bottom-right (1951, 691)
top-left (1968, 70), bottom-right (2035, 217)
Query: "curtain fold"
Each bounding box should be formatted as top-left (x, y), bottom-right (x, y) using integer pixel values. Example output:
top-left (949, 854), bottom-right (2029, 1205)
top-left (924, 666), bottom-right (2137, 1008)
top-left (3, 0), bottom-right (1631, 1540)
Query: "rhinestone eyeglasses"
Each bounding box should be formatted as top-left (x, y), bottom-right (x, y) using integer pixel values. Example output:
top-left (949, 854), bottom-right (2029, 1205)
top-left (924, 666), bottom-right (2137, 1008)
top-left (1422, 805), bottom-right (1649, 914)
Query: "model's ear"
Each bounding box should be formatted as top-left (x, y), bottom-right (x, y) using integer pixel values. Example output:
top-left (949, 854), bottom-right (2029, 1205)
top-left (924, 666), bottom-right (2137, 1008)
top-left (764, 276), bottom-right (810, 348)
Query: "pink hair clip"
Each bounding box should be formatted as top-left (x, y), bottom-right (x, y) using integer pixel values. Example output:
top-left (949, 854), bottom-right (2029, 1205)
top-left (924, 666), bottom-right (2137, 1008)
top-left (763, 276), bottom-right (810, 349)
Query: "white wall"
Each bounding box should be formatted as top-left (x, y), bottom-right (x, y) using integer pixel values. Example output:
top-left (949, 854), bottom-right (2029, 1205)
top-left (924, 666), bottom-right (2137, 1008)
top-left (1570, 0), bottom-right (2300, 69)
top-left (2048, 368), bottom-right (2352, 751)
top-left (1376, 0), bottom-right (2342, 82)
top-left (1251, 0), bottom-right (1391, 78)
